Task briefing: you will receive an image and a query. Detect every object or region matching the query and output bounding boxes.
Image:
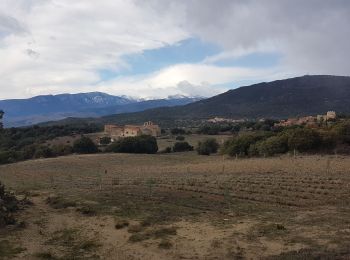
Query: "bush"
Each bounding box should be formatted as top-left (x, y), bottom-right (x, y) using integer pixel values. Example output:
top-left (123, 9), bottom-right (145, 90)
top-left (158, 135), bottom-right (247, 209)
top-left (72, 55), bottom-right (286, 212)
top-left (175, 136), bottom-right (185, 141)
top-left (99, 136), bottom-right (111, 145)
top-left (73, 136), bottom-right (98, 154)
top-left (223, 133), bottom-right (270, 156)
top-left (0, 182), bottom-right (19, 227)
top-left (106, 135), bottom-right (158, 154)
top-left (33, 146), bottom-right (53, 159)
top-left (170, 128), bottom-right (186, 135)
top-left (255, 135), bottom-right (289, 156)
top-left (0, 151), bottom-right (18, 164)
top-left (51, 144), bottom-right (73, 156)
top-left (172, 142), bottom-right (193, 152)
top-left (197, 138), bottom-right (219, 155)
top-left (284, 128), bottom-right (321, 152)
top-left (197, 125), bottom-right (220, 135)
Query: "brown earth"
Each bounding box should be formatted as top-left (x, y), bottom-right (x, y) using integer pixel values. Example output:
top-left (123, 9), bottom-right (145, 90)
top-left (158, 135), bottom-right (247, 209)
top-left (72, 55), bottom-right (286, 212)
top-left (0, 153), bottom-right (350, 259)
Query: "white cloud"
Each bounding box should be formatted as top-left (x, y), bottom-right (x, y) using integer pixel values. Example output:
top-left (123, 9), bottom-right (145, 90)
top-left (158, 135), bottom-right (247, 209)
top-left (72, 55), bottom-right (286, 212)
top-left (0, 0), bottom-right (188, 99)
top-left (0, 0), bottom-right (350, 100)
top-left (179, 0), bottom-right (350, 75)
top-left (94, 63), bottom-right (282, 98)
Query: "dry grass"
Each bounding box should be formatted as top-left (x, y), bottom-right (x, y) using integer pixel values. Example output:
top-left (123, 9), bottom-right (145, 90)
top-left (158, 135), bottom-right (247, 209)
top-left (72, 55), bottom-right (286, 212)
top-left (0, 152), bottom-right (350, 259)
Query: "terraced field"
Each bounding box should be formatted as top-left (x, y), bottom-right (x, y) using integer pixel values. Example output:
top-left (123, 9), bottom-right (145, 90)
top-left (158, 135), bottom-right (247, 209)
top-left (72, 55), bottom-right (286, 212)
top-left (0, 153), bottom-right (350, 259)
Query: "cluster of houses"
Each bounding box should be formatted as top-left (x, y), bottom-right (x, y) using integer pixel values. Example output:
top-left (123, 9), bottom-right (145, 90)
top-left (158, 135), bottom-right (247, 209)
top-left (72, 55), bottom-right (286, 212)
top-left (103, 121), bottom-right (161, 142)
top-left (274, 111), bottom-right (337, 127)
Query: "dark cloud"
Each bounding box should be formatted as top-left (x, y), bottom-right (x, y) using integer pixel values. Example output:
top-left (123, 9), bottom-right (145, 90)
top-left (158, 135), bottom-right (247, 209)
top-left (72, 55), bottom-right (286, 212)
top-left (181, 0), bottom-right (350, 75)
top-left (145, 0), bottom-right (350, 75)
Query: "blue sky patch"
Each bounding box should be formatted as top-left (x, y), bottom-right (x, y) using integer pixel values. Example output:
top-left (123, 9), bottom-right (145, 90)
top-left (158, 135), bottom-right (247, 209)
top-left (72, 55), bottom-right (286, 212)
top-left (98, 37), bottom-right (221, 80)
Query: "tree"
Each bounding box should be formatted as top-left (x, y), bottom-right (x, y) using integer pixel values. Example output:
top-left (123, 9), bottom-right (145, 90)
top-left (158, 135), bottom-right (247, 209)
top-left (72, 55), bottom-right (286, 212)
top-left (197, 138), bottom-right (219, 155)
top-left (51, 144), bottom-right (73, 156)
top-left (171, 128), bottom-right (186, 135)
top-left (99, 136), bottom-right (111, 145)
top-left (106, 135), bottom-right (158, 154)
top-left (223, 133), bottom-right (270, 156)
top-left (255, 135), bottom-right (288, 156)
top-left (285, 128), bottom-right (321, 152)
top-left (73, 136), bottom-right (98, 154)
top-left (172, 142), bottom-right (193, 152)
top-left (34, 145), bottom-right (53, 158)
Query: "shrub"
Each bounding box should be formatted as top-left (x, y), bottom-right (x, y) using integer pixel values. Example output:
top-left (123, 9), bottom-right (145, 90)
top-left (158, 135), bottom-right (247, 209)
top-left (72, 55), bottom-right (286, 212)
top-left (106, 135), bottom-right (158, 154)
top-left (46, 196), bottom-right (76, 209)
top-left (0, 182), bottom-right (19, 228)
top-left (172, 142), bottom-right (193, 152)
top-left (197, 138), bottom-right (219, 155)
top-left (33, 146), bottom-right (53, 159)
top-left (197, 125), bottom-right (220, 135)
top-left (223, 133), bottom-right (270, 156)
top-left (170, 128), bottom-right (186, 135)
top-left (175, 136), bottom-right (185, 141)
top-left (0, 151), bottom-right (18, 164)
top-left (73, 136), bottom-right (98, 154)
top-left (284, 128), bottom-right (321, 152)
top-left (256, 135), bottom-right (289, 156)
top-left (51, 144), bottom-right (73, 156)
top-left (99, 136), bottom-right (111, 145)
top-left (331, 121), bottom-right (350, 144)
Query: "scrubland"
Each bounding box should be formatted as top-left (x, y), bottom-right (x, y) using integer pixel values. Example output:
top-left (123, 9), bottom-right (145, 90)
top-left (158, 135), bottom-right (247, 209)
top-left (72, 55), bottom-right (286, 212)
top-left (0, 152), bottom-right (349, 259)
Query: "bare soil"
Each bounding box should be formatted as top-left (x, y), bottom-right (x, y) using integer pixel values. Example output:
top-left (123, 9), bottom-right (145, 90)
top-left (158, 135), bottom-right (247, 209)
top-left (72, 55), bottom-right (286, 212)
top-left (0, 153), bottom-right (349, 259)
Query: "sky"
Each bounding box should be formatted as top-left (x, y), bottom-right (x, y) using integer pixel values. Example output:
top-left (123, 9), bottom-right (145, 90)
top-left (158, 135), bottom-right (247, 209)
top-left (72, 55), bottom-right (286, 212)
top-left (0, 0), bottom-right (350, 100)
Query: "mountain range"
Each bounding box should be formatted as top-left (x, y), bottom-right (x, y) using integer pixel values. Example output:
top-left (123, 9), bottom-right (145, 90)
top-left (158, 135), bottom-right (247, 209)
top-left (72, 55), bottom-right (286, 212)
top-left (40, 75), bottom-right (350, 127)
top-left (2, 75), bottom-right (350, 128)
top-left (0, 93), bottom-right (202, 127)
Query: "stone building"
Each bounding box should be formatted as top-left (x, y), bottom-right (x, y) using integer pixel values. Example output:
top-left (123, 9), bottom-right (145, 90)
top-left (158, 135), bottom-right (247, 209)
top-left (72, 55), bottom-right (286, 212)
top-left (275, 111), bottom-right (337, 127)
top-left (104, 121), bottom-right (161, 141)
top-left (317, 111), bottom-right (337, 122)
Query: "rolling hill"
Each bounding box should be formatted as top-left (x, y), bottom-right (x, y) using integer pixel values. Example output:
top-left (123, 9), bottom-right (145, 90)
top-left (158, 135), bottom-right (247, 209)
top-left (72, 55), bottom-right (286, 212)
top-left (41, 75), bottom-right (350, 127)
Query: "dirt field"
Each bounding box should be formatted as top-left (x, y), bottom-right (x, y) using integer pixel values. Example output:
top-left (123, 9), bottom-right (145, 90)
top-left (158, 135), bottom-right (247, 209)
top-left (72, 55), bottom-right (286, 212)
top-left (0, 153), bottom-right (350, 259)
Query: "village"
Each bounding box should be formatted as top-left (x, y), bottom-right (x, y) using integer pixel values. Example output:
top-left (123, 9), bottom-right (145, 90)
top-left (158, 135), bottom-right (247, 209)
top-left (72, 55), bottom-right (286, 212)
top-left (273, 111), bottom-right (337, 127)
top-left (206, 111), bottom-right (337, 128)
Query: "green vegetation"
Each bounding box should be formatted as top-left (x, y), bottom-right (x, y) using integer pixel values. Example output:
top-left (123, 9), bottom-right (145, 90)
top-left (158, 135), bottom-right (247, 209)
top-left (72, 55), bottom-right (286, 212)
top-left (99, 136), bottom-right (111, 145)
top-left (170, 128), bottom-right (186, 135)
top-left (172, 142), bottom-right (194, 152)
top-left (197, 138), bottom-right (219, 155)
top-left (106, 135), bottom-right (158, 154)
top-left (0, 181), bottom-right (19, 227)
top-left (223, 121), bottom-right (350, 157)
top-left (73, 136), bottom-right (98, 154)
top-left (0, 124), bottom-right (101, 164)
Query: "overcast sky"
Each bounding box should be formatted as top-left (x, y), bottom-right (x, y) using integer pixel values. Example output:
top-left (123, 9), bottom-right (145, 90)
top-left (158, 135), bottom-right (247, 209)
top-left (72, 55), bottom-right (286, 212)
top-left (1, 0), bottom-right (350, 99)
